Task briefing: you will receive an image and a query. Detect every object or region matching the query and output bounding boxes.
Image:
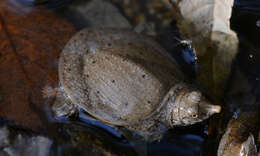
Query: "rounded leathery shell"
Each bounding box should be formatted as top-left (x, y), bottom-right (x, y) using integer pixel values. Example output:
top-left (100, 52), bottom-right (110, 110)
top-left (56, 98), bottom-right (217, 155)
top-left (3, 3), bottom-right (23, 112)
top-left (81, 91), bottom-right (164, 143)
top-left (59, 28), bottom-right (185, 126)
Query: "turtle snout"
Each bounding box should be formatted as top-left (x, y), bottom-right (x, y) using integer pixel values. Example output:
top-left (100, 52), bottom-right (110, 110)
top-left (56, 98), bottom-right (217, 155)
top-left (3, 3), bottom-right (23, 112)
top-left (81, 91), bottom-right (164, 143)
top-left (199, 101), bottom-right (221, 120)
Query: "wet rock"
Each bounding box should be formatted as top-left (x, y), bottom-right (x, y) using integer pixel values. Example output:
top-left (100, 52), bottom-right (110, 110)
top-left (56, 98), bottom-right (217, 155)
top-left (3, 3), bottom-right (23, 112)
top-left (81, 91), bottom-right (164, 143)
top-left (0, 126), bottom-right (52, 156)
top-left (172, 0), bottom-right (239, 102)
top-left (217, 113), bottom-right (258, 156)
top-left (0, 127), bottom-right (9, 148)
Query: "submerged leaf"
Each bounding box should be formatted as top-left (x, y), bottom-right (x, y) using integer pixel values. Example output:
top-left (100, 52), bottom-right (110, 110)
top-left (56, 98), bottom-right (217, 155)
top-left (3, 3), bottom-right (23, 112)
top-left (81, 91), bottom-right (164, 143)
top-left (0, 0), bottom-right (75, 131)
top-left (172, 0), bottom-right (239, 101)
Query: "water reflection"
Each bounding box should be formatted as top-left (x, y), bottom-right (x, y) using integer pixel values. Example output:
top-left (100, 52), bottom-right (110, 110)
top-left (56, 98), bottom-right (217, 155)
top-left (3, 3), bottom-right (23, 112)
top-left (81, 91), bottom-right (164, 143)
top-left (235, 0), bottom-right (260, 11)
top-left (77, 109), bottom-right (205, 156)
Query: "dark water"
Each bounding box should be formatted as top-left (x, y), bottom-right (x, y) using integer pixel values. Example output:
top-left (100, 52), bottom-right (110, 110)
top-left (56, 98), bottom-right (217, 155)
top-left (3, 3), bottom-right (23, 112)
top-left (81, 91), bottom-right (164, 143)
top-left (2, 0), bottom-right (260, 156)
top-left (235, 0), bottom-right (260, 11)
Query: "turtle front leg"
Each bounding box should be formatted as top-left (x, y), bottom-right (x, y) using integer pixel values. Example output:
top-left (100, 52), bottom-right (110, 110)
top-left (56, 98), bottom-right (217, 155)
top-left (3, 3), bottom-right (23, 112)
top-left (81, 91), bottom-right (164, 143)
top-left (42, 85), bottom-right (78, 118)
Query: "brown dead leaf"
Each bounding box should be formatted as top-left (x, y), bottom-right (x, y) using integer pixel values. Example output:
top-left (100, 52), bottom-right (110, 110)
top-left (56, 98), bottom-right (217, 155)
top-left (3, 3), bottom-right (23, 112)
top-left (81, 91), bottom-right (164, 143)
top-left (0, 0), bottom-right (75, 132)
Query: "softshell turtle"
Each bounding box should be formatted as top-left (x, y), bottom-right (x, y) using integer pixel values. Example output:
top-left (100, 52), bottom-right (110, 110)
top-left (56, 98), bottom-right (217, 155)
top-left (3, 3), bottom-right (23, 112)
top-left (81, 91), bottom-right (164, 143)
top-left (43, 28), bottom-right (221, 141)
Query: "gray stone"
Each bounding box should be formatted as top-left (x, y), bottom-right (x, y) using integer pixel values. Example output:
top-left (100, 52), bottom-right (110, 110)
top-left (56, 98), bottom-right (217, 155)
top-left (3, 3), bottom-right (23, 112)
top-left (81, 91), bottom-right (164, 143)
top-left (0, 126), bottom-right (52, 156)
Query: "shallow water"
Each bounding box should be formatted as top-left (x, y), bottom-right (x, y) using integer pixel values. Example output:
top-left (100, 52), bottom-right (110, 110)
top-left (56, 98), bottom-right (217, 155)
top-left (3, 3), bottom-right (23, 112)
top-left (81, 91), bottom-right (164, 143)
top-left (1, 0), bottom-right (260, 156)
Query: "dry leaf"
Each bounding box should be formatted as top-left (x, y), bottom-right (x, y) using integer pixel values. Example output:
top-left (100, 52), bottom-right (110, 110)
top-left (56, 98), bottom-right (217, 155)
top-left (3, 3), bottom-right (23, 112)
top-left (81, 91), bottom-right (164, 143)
top-left (172, 0), bottom-right (239, 101)
top-left (0, 0), bottom-right (75, 131)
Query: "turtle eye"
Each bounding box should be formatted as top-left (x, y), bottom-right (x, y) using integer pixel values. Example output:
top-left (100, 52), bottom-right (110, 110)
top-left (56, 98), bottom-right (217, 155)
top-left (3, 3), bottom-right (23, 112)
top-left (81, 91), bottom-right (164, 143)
top-left (191, 114), bottom-right (198, 118)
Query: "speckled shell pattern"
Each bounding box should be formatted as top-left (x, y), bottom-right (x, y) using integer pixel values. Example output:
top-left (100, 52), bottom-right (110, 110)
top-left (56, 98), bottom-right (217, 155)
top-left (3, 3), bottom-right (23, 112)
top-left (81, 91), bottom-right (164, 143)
top-left (59, 28), bottom-right (185, 126)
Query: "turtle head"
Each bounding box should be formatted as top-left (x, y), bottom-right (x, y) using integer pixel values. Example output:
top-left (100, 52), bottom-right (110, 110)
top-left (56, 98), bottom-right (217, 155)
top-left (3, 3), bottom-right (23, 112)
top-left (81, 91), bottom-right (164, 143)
top-left (165, 85), bottom-right (221, 126)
